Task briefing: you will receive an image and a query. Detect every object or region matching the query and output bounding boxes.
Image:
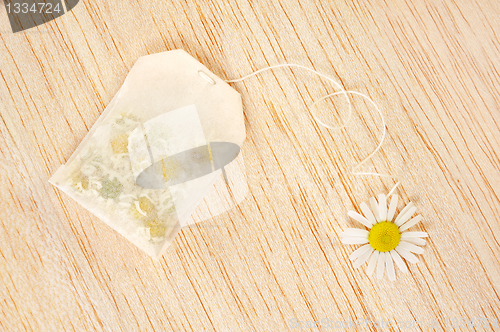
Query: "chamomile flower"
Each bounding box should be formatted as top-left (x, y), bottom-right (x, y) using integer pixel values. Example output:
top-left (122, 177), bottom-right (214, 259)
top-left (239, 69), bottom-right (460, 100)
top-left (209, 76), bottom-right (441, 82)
top-left (340, 194), bottom-right (428, 281)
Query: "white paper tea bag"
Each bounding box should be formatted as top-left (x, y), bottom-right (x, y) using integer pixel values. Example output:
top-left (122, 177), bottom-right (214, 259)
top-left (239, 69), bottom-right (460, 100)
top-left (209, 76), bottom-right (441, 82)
top-left (50, 50), bottom-right (247, 259)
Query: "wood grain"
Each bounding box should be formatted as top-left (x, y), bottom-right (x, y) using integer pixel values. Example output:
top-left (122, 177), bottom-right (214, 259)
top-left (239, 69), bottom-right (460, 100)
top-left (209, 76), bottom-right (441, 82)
top-left (1, 0), bottom-right (500, 331)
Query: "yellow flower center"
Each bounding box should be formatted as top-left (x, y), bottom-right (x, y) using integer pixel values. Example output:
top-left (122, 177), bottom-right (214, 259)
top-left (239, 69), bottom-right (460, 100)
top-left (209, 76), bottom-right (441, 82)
top-left (368, 222), bottom-right (401, 252)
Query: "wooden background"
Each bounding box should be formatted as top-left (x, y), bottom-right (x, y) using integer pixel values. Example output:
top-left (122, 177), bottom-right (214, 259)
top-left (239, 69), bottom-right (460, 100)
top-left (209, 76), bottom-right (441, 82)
top-left (1, 0), bottom-right (500, 331)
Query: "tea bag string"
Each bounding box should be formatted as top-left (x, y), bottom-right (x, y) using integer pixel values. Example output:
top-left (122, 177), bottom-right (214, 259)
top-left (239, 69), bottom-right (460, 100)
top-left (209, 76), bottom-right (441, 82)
top-left (209, 64), bottom-right (400, 197)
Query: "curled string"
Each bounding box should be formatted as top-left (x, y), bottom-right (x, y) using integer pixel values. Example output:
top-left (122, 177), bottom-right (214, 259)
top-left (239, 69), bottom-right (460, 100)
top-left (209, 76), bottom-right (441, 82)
top-left (220, 64), bottom-right (401, 197)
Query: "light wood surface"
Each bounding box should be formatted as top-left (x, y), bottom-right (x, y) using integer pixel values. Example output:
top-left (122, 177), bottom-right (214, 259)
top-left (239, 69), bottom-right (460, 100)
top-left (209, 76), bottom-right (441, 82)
top-left (1, 0), bottom-right (500, 331)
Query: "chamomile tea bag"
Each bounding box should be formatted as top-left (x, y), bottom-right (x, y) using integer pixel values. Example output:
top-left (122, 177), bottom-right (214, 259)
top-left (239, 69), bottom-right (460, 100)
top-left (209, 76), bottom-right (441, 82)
top-left (50, 50), bottom-right (247, 259)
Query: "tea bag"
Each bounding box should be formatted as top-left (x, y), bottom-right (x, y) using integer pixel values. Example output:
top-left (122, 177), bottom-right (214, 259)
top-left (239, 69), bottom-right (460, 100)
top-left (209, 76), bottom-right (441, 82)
top-left (50, 50), bottom-right (247, 259)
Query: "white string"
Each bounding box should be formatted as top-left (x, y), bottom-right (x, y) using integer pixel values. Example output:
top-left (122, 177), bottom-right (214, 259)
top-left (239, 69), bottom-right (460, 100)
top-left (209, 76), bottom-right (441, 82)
top-left (220, 64), bottom-right (401, 197)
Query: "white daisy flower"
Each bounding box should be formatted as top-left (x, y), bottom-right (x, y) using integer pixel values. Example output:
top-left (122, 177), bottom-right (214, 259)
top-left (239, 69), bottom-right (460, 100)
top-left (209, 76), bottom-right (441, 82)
top-left (340, 194), bottom-right (428, 281)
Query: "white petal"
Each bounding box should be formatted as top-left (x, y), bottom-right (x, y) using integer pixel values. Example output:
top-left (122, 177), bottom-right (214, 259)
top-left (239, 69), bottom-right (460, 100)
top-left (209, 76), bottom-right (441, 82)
top-left (401, 231), bottom-right (428, 238)
top-left (341, 237), bottom-right (369, 244)
top-left (378, 194), bottom-right (387, 221)
top-left (347, 211), bottom-right (373, 229)
top-left (340, 228), bottom-right (369, 238)
top-left (370, 197), bottom-right (381, 222)
top-left (349, 244), bottom-right (372, 261)
top-left (399, 215), bottom-right (423, 232)
top-left (376, 252), bottom-right (386, 279)
top-left (395, 202), bottom-right (414, 224)
top-left (360, 202), bottom-right (376, 225)
top-left (395, 246), bottom-right (419, 264)
top-left (385, 252), bottom-right (396, 281)
top-left (395, 206), bottom-right (417, 227)
top-left (401, 237), bottom-right (426, 246)
top-left (366, 251), bottom-right (379, 276)
top-left (387, 194), bottom-right (398, 221)
top-left (399, 201), bottom-right (414, 215)
top-left (390, 250), bottom-right (408, 273)
top-left (353, 248), bottom-right (374, 268)
top-left (398, 241), bottom-right (425, 255)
